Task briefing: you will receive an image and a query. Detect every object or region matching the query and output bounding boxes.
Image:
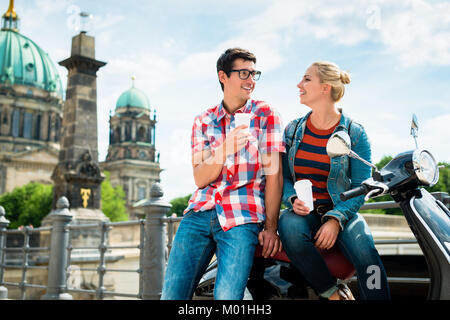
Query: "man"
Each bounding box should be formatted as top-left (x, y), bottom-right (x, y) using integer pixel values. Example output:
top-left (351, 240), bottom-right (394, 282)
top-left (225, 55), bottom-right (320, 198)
top-left (161, 48), bottom-right (285, 300)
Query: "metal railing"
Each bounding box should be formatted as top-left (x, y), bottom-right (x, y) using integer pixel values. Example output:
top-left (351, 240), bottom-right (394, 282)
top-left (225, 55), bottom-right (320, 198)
top-left (0, 225), bottom-right (52, 300)
top-left (64, 219), bottom-right (145, 300)
top-left (0, 187), bottom-right (448, 300)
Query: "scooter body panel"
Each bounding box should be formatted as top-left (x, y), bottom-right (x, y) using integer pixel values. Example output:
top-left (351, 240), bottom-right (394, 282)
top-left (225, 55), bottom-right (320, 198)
top-left (401, 189), bottom-right (450, 300)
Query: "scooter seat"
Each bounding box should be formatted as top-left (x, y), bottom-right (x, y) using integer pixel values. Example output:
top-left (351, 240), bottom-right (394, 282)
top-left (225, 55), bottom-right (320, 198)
top-left (254, 244), bottom-right (356, 281)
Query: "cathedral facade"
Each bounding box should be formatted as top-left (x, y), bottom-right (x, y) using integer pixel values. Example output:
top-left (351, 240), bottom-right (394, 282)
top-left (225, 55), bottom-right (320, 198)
top-left (100, 81), bottom-right (161, 218)
top-left (0, 2), bottom-right (161, 220)
top-left (0, 2), bottom-right (63, 194)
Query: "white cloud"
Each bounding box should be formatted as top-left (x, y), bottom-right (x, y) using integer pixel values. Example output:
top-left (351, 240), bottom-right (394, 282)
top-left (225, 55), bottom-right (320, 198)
top-left (231, 0), bottom-right (450, 67)
top-left (34, 0), bottom-right (73, 15)
top-left (179, 51), bottom-right (218, 79)
top-left (422, 113), bottom-right (450, 162)
top-left (91, 13), bottom-right (125, 31)
top-left (379, 0), bottom-right (450, 66)
top-left (104, 53), bottom-right (176, 92)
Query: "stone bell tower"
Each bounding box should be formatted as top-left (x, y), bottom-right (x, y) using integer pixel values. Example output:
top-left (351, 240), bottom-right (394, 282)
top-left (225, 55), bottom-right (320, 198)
top-left (45, 31), bottom-right (107, 223)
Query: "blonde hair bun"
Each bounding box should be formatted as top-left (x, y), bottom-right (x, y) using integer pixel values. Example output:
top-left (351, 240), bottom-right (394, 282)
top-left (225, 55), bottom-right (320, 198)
top-left (312, 61), bottom-right (350, 102)
top-left (340, 71), bottom-right (351, 84)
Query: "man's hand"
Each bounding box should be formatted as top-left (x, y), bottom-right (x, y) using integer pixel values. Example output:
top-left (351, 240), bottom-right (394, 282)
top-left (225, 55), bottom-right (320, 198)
top-left (314, 218), bottom-right (340, 250)
top-left (222, 125), bottom-right (251, 158)
top-left (258, 229), bottom-right (282, 258)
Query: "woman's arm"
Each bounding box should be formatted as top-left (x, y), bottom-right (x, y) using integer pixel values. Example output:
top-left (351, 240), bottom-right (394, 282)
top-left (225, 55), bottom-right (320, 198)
top-left (322, 124), bottom-right (371, 229)
top-left (281, 121), bottom-right (298, 208)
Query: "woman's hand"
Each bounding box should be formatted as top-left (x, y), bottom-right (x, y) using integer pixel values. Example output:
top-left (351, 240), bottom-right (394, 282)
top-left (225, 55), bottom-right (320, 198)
top-left (314, 218), bottom-right (340, 250)
top-left (292, 198), bottom-right (314, 216)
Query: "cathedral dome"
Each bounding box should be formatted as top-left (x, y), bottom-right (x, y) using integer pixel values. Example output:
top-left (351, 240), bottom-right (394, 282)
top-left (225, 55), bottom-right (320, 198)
top-left (115, 85), bottom-right (151, 111)
top-left (0, 29), bottom-right (64, 98)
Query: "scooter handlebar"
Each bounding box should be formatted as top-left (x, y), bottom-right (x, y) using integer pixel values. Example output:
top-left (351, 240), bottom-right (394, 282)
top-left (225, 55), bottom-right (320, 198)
top-left (340, 185), bottom-right (368, 201)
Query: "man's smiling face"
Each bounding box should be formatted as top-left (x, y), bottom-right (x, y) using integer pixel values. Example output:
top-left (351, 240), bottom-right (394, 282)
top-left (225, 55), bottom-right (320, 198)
top-left (221, 58), bottom-right (256, 106)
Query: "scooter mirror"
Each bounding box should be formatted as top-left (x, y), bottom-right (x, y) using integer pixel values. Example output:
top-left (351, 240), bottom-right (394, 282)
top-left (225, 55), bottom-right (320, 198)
top-left (326, 131), bottom-right (351, 157)
top-left (411, 114), bottom-right (419, 148)
top-left (411, 114), bottom-right (419, 131)
top-left (327, 131), bottom-right (378, 170)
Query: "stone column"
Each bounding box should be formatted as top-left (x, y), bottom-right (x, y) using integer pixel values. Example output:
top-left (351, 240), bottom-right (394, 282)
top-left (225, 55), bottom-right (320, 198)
top-left (49, 31), bottom-right (107, 218)
top-left (140, 183), bottom-right (171, 300)
top-left (0, 206), bottom-right (10, 299)
top-left (41, 197), bottom-right (73, 300)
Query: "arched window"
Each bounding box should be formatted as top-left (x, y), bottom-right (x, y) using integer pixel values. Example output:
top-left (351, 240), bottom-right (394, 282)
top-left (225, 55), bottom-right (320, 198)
top-left (23, 112), bottom-right (33, 139)
top-left (109, 128), bottom-right (114, 144)
top-left (137, 186), bottom-right (146, 201)
top-left (125, 123), bottom-right (131, 141)
top-left (138, 126), bottom-right (146, 142)
top-left (11, 109), bottom-right (20, 137)
top-left (47, 114), bottom-right (52, 141)
top-left (54, 116), bottom-right (61, 142)
top-left (114, 127), bottom-right (121, 143)
top-left (34, 114), bottom-right (41, 140)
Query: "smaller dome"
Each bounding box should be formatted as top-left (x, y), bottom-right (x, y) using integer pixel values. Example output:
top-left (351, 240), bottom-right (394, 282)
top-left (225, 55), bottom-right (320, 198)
top-left (116, 86), bottom-right (150, 111)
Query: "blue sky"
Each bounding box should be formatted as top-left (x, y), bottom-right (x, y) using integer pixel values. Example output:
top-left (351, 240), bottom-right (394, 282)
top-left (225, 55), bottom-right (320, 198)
top-left (11, 0), bottom-right (450, 200)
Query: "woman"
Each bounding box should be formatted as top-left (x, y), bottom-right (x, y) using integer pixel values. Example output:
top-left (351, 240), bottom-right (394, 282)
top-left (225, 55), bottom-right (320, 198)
top-left (278, 61), bottom-right (390, 300)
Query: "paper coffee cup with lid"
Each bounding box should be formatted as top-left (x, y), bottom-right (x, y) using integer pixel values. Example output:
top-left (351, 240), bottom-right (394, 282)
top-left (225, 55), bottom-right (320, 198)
top-left (294, 180), bottom-right (314, 212)
top-left (234, 113), bottom-right (251, 133)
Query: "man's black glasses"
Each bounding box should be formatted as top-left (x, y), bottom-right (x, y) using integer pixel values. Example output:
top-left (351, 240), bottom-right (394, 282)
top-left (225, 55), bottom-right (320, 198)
top-left (230, 69), bottom-right (261, 81)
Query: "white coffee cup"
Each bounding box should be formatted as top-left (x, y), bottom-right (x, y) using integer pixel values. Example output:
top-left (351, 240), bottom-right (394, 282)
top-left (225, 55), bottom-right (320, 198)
top-left (294, 180), bottom-right (314, 212)
top-left (234, 113), bottom-right (251, 133)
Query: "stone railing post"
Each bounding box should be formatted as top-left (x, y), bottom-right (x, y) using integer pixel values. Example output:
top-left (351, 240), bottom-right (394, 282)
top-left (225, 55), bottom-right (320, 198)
top-left (140, 183), bottom-right (171, 300)
top-left (0, 206), bottom-right (10, 299)
top-left (41, 197), bottom-right (73, 300)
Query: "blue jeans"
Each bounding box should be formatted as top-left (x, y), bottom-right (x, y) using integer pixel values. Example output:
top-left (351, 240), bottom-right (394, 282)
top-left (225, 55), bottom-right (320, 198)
top-left (161, 208), bottom-right (261, 300)
top-left (278, 210), bottom-right (390, 300)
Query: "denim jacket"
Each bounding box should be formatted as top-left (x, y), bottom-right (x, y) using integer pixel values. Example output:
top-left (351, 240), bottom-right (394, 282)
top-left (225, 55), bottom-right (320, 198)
top-left (282, 109), bottom-right (371, 230)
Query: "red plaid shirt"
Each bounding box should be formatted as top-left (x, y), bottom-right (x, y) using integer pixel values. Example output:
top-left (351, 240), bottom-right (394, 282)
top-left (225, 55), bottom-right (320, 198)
top-left (184, 99), bottom-right (285, 231)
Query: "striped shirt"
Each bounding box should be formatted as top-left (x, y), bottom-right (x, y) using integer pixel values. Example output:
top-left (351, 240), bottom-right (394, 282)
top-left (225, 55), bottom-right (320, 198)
top-left (184, 99), bottom-right (285, 231)
top-left (294, 117), bottom-right (339, 206)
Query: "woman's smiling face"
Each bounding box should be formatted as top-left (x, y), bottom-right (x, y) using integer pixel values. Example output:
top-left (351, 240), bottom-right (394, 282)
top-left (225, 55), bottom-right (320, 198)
top-left (297, 65), bottom-right (326, 106)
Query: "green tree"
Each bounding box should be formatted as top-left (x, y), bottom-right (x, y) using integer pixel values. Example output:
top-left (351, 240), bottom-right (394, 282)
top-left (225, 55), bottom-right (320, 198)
top-left (375, 155), bottom-right (393, 170)
top-left (0, 183), bottom-right (53, 229)
top-left (101, 171), bottom-right (128, 222)
top-left (428, 162), bottom-right (450, 194)
top-left (168, 194), bottom-right (191, 216)
top-left (0, 173), bottom-right (128, 228)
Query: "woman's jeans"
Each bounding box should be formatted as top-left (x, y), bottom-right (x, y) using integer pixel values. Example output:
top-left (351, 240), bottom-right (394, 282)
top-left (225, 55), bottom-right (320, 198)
top-left (278, 210), bottom-right (390, 300)
top-left (161, 208), bottom-right (260, 300)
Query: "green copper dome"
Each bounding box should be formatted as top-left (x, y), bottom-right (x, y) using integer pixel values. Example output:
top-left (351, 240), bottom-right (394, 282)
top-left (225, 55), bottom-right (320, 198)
top-left (0, 29), bottom-right (64, 97)
top-left (116, 85), bottom-right (151, 111)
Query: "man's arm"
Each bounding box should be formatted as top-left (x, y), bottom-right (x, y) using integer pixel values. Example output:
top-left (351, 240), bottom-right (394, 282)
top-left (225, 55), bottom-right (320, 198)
top-left (192, 146), bottom-right (226, 189)
top-left (258, 152), bottom-right (283, 258)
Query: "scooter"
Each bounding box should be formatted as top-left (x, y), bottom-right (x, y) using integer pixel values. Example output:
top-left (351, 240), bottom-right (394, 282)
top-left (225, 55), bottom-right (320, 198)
top-left (195, 115), bottom-right (449, 300)
top-left (326, 114), bottom-right (450, 300)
